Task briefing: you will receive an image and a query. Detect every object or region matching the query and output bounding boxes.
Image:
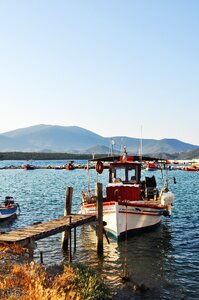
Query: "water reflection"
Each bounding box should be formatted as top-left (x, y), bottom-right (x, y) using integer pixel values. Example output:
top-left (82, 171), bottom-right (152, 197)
top-left (56, 221), bottom-right (177, 299)
top-left (0, 214), bottom-right (18, 232)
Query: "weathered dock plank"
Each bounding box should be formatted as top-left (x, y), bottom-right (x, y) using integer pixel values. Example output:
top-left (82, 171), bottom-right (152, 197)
top-left (0, 214), bottom-right (96, 246)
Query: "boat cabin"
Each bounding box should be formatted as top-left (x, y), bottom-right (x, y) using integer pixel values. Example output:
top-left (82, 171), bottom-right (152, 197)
top-left (106, 159), bottom-right (143, 202)
top-left (90, 153), bottom-right (160, 203)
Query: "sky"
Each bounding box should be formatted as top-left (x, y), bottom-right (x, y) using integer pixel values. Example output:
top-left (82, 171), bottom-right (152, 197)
top-left (0, 0), bottom-right (199, 145)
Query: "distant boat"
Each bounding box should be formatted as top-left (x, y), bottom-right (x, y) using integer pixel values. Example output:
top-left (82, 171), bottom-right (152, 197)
top-left (23, 164), bottom-right (35, 170)
top-left (0, 196), bottom-right (19, 220)
top-left (145, 162), bottom-right (159, 171)
top-left (80, 148), bottom-right (174, 239)
top-left (65, 161), bottom-right (75, 170)
top-left (185, 165), bottom-right (199, 171)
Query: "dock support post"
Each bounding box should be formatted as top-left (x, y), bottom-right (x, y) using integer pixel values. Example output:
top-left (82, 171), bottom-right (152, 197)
top-left (96, 183), bottom-right (103, 254)
top-left (62, 187), bottom-right (73, 251)
top-left (40, 251), bottom-right (43, 264)
top-left (74, 225), bottom-right (76, 252)
top-left (27, 238), bottom-right (37, 262)
top-left (68, 216), bottom-right (72, 263)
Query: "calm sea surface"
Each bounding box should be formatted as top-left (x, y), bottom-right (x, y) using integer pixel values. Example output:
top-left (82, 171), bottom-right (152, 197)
top-left (0, 160), bottom-right (198, 300)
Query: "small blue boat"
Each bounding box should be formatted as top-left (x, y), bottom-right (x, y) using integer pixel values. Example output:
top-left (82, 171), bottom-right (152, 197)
top-left (0, 196), bottom-right (19, 220)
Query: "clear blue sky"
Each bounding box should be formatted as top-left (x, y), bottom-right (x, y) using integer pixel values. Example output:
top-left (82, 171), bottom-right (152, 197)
top-left (0, 0), bottom-right (199, 145)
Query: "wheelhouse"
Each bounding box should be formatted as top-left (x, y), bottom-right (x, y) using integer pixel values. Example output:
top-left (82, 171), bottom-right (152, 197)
top-left (91, 154), bottom-right (162, 203)
top-left (108, 161), bottom-right (141, 184)
top-left (105, 157), bottom-right (143, 202)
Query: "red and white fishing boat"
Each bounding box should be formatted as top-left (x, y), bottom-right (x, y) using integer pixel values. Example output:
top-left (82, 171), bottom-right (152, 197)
top-left (145, 162), bottom-right (159, 171)
top-left (65, 161), bottom-right (75, 170)
top-left (80, 148), bottom-right (174, 239)
top-left (23, 164), bottom-right (35, 170)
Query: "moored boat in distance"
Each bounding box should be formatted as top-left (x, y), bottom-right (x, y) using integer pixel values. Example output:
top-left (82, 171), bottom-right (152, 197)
top-left (23, 164), bottom-right (35, 170)
top-left (184, 165), bottom-right (199, 171)
top-left (0, 196), bottom-right (19, 220)
top-left (80, 147), bottom-right (174, 240)
top-left (65, 161), bottom-right (75, 170)
top-left (145, 161), bottom-right (159, 171)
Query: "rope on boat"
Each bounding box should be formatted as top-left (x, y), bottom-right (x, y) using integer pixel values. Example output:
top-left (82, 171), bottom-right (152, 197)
top-left (122, 200), bottom-right (129, 281)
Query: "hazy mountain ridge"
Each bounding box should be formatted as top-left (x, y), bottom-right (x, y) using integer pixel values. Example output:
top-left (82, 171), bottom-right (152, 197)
top-left (0, 124), bottom-right (198, 155)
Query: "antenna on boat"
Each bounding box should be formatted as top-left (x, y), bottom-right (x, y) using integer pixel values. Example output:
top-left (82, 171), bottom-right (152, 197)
top-left (165, 162), bottom-right (169, 191)
top-left (87, 161), bottom-right (91, 196)
top-left (109, 138), bottom-right (115, 157)
top-left (122, 146), bottom-right (128, 163)
top-left (140, 125), bottom-right (143, 162)
top-left (120, 137), bottom-right (125, 155)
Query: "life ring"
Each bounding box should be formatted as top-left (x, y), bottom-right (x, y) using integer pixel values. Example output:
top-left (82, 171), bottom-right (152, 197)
top-left (96, 161), bottom-right (104, 174)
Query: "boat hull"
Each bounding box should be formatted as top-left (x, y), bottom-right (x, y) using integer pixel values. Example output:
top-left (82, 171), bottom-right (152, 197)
top-left (0, 205), bottom-right (18, 220)
top-left (80, 201), bottom-right (165, 239)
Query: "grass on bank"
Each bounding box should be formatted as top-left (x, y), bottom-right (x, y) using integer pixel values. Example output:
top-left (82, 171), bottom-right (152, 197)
top-left (0, 242), bottom-right (111, 300)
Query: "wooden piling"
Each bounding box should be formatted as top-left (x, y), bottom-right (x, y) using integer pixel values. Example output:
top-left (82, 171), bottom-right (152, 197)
top-left (96, 183), bottom-right (103, 254)
top-left (74, 225), bottom-right (76, 252)
top-left (27, 238), bottom-right (37, 262)
top-left (40, 251), bottom-right (43, 264)
top-left (65, 186), bottom-right (73, 215)
top-left (62, 187), bottom-right (73, 250)
top-left (68, 216), bottom-right (72, 263)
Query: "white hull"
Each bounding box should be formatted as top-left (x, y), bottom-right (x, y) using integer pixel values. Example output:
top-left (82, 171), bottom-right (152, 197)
top-left (0, 205), bottom-right (18, 220)
top-left (0, 212), bottom-right (16, 219)
top-left (80, 200), bottom-right (168, 239)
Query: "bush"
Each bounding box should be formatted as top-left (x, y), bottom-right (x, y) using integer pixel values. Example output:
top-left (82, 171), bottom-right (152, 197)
top-left (0, 243), bottom-right (111, 300)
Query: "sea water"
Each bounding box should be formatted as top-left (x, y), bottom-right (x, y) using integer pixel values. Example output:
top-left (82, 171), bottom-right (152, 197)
top-left (0, 160), bottom-right (198, 300)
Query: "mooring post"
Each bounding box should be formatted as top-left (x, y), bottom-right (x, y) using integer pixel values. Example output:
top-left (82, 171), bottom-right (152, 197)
top-left (96, 182), bottom-right (103, 254)
top-left (74, 225), bottom-right (76, 252)
top-left (40, 251), bottom-right (43, 264)
top-left (62, 186), bottom-right (73, 250)
top-left (68, 216), bottom-right (72, 263)
top-left (27, 238), bottom-right (37, 262)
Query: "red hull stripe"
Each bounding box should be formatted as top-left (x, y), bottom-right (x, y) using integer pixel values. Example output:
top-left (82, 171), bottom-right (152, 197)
top-left (83, 201), bottom-right (164, 209)
top-left (119, 211), bottom-right (162, 216)
top-left (84, 210), bottom-right (116, 214)
top-left (83, 202), bottom-right (115, 208)
top-left (118, 201), bottom-right (164, 209)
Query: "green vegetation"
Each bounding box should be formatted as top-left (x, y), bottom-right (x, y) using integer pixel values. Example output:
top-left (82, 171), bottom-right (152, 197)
top-left (70, 263), bottom-right (111, 300)
top-left (1, 147), bottom-right (199, 161)
top-left (0, 152), bottom-right (93, 161)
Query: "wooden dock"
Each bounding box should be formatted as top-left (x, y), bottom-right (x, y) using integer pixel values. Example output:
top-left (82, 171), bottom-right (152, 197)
top-left (0, 185), bottom-right (105, 261)
top-left (0, 214), bottom-right (96, 247)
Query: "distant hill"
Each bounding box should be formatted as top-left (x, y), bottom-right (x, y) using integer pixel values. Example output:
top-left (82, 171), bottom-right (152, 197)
top-left (174, 148), bottom-right (199, 160)
top-left (0, 124), bottom-right (198, 155)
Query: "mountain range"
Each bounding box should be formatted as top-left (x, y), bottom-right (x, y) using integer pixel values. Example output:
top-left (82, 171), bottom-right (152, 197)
top-left (0, 124), bottom-right (198, 156)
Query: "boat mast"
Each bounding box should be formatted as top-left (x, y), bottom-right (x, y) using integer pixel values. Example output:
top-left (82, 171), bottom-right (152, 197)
top-left (87, 161), bottom-right (91, 195)
top-left (140, 125), bottom-right (143, 162)
top-left (109, 138), bottom-right (115, 158)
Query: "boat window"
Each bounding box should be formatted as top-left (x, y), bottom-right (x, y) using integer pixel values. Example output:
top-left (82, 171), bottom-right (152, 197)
top-left (114, 168), bottom-right (125, 182)
top-left (111, 165), bottom-right (140, 183)
top-left (128, 169), bottom-right (136, 182)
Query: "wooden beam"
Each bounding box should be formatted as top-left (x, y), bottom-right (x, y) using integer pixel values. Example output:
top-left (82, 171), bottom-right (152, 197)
top-left (62, 187), bottom-right (73, 250)
top-left (96, 183), bottom-right (103, 254)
